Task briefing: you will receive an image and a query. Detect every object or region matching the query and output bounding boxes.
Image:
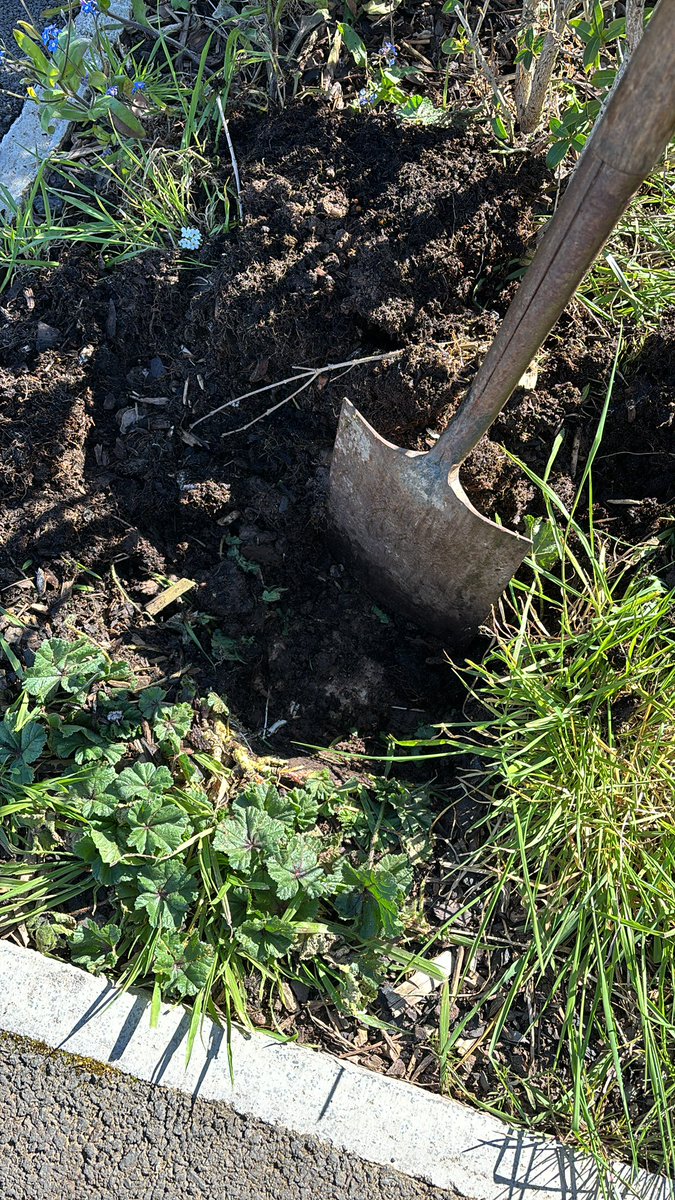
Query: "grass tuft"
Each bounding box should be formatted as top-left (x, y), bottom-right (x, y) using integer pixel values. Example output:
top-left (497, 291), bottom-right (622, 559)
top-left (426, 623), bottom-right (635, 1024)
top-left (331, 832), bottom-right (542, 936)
top-left (431, 373), bottom-right (675, 1175)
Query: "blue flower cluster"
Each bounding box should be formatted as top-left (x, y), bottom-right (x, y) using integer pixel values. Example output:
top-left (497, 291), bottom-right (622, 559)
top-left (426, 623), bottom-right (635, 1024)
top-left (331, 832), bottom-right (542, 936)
top-left (132, 79), bottom-right (146, 93)
top-left (179, 227), bottom-right (202, 250)
top-left (41, 24), bottom-right (61, 54)
top-left (358, 87), bottom-right (377, 107)
top-left (380, 39), bottom-right (397, 66)
top-left (80, 0), bottom-right (98, 13)
top-left (106, 84), bottom-right (118, 96)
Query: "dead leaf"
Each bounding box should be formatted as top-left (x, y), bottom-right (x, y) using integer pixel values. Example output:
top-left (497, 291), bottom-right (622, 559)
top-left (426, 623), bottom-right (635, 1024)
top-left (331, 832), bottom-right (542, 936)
top-left (249, 357), bottom-right (270, 383)
top-left (118, 406), bottom-right (139, 433)
top-left (389, 951), bottom-right (455, 1010)
top-left (180, 428), bottom-right (205, 447)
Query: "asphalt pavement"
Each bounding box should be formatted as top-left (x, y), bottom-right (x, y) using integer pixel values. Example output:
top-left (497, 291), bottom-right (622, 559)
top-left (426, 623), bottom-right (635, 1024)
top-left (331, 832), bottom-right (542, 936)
top-left (0, 1034), bottom-right (456, 1200)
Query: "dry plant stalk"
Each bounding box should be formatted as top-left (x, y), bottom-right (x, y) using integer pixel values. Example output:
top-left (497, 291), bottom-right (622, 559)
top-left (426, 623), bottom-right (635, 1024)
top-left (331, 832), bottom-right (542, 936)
top-left (454, 2), bottom-right (514, 137)
top-left (514, 0), bottom-right (575, 134)
top-left (515, 0), bottom-right (647, 134)
top-left (612, 0), bottom-right (646, 86)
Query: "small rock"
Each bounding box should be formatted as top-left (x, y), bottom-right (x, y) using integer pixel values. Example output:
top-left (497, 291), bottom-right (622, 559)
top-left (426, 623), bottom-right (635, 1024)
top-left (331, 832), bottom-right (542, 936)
top-left (321, 189), bottom-right (350, 219)
top-left (148, 355), bottom-right (166, 379)
top-left (35, 322), bottom-right (61, 352)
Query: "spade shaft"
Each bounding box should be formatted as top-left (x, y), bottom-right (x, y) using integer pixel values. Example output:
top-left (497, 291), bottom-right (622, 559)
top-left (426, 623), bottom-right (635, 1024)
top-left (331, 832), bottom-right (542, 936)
top-left (329, 0), bottom-right (675, 643)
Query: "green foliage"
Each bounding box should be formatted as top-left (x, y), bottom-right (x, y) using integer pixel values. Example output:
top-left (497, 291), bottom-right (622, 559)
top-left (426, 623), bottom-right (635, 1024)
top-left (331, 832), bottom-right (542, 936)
top-left (569, 3), bottom-right (625, 73)
top-left (514, 26), bottom-right (546, 73)
top-left (579, 160), bottom-right (675, 329)
top-left (11, 15), bottom-right (145, 142)
top-left (546, 99), bottom-right (599, 170)
top-left (23, 637), bottom-right (123, 703)
top-left (70, 919), bottom-right (122, 973)
top-left (0, 635), bottom-right (436, 1035)
top-left (1, 23), bottom-right (233, 277)
top-left (0, 715), bottom-right (47, 784)
top-left (153, 932), bottom-right (214, 998)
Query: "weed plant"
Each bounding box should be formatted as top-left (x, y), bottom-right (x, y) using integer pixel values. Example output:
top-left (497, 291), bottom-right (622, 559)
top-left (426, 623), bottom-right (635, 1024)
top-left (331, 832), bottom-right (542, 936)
top-left (0, 636), bottom-right (440, 1054)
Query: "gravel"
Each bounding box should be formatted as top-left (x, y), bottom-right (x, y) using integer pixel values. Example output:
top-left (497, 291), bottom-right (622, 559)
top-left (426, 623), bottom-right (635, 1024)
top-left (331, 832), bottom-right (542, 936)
top-left (0, 1034), bottom-right (456, 1200)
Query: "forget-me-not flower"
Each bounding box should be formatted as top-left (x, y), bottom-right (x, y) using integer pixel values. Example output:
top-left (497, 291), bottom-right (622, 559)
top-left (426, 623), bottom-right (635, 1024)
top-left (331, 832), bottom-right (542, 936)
top-left (41, 24), bottom-right (61, 54)
top-left (179, 227), bottom-right (202, 250)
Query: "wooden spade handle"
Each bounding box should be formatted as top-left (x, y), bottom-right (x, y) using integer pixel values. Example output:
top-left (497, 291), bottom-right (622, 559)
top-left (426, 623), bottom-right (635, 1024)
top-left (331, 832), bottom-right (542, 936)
top-left (432, 0), bottom-right (675, 469)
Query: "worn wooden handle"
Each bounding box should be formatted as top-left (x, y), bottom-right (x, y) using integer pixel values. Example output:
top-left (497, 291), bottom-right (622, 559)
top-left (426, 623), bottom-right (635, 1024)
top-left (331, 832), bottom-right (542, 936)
top-left (433, 0), bottom-right (675, 469)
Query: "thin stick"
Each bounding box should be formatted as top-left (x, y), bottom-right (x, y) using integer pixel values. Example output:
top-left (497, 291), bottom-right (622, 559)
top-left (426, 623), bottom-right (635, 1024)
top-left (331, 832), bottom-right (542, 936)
top-left (221, 375), bottom-right (319, 438)
top-left (189, 350), bottom-right (402, 433)
top-left (216, 97), bottom-right (243, 225)
top-left (189, 368), bottom-right (316, 430)
top-left (454, 4), bottom-right (514, 137)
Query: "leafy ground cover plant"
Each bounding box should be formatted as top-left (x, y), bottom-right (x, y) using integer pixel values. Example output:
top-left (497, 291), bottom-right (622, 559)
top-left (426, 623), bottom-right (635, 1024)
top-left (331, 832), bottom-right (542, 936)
top-left (0, 634), bottom-right (439, 1050)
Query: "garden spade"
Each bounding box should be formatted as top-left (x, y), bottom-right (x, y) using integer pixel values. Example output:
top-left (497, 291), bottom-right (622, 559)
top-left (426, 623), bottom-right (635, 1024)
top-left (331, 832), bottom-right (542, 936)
top-left (329, 0), bottom-right (675, 644)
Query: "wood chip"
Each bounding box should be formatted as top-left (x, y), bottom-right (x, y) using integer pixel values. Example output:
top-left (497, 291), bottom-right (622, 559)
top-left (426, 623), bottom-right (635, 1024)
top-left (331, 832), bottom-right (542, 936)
top-left (180, 428), bottom-right (205, 447)
top-left (145, 577), bottom-right (196, 616)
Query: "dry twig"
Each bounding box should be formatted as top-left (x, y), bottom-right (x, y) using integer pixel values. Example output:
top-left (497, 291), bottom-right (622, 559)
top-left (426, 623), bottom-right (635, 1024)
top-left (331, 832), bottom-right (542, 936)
top-left (188, 350), bottom-right (404, 437)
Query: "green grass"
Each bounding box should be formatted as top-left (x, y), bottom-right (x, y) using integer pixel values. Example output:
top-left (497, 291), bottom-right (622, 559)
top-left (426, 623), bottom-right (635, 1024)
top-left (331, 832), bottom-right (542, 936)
top-left (580, 156), bottom-right (675, 330)
top-left (0, 32), bottom-right (237, 278)
top-left (422, 379), bottom-right (675, 1175)
top-left (1, 143), bottom-right (230, 275)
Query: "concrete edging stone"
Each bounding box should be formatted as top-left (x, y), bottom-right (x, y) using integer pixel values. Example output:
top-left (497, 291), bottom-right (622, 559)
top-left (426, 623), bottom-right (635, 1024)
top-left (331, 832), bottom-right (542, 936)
top-left (0, 942), bottom-right (671, 1200)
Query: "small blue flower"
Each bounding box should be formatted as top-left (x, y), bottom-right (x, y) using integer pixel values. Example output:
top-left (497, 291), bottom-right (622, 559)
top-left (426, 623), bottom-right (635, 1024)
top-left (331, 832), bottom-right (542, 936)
top-left (380, 39), bottom-right (397, 66)
top-left (358, 87), bottom-right (377, 108)
top-left (0, 46), bottom-right (6, 67)
top-left (131, 79), bottom-right (146, 93)
top-left (80, 0), bottom-right (98, 13)
top-left (179, 226), bottom-right (202, 250)
top-left (41, 24), bottom-right (62, 54)
top-left (106, 85), bottom-right (118, 96)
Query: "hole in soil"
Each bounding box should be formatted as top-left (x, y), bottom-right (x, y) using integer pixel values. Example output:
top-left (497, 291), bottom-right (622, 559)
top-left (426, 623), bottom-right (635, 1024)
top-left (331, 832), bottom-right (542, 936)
top-left (0, 102), bottom-right (672, 751)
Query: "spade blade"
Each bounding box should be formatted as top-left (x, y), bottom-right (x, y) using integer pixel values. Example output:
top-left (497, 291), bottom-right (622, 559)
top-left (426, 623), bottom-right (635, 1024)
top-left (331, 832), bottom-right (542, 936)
top-left (328, 400), bottom-right (531, 645)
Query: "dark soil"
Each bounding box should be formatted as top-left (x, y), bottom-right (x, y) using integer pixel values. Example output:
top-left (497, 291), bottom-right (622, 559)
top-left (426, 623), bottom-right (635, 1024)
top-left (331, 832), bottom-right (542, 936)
top-left (0, 103), bottom-right (673, 747)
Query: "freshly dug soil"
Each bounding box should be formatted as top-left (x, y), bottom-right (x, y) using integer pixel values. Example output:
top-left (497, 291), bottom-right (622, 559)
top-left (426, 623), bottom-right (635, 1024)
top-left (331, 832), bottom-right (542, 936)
top-left (0, 103), bottom-right (673, 746)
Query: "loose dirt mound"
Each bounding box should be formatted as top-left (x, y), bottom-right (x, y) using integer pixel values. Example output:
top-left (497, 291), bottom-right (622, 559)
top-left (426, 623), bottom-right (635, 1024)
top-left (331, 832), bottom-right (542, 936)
top-left (0, 103), bottom-right (672, 742)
